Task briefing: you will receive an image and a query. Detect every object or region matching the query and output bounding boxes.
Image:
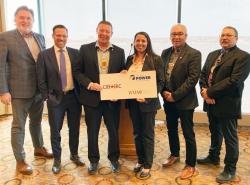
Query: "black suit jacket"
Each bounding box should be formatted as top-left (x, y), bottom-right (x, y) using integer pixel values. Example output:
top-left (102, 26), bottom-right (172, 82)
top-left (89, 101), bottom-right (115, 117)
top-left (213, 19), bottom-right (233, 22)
top-left (200, 46), bottom-right (250, 118)
top-left (73, 42), bottom-right (125, 107)
top-left (37, 46), bottom-right (80, 106)
top-left (126, 54), bottom-right (164, 112)
top-left (161, 44), bottom-right (201, 110)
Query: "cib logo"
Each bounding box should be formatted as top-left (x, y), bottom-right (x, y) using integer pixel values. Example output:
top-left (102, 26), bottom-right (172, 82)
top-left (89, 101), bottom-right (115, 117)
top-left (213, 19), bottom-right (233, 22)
top-left (129, 75), bottom-right (151, 80)
top-left (102, 84), bottom-right (122, 89)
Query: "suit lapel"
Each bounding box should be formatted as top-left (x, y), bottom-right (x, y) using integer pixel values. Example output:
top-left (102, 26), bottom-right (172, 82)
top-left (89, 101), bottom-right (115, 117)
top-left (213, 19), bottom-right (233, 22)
top-left (126, 56), bottom-right (133, 70)
top-left (177, 45), bottom-right (187, 62)
top-left (208, 51), bottom-right (220, 71)
top-left (173, 47), bottom-right (186, 69)
top-left (33, 33), bottom-right (43, 50)
top-left (48, 47), bottom-right (60, 74)
top-left (218, 48), bottom-right (236, 67)
top-left (67, 47), bottom-right (73, 65)
top-left (164, 49), bottom-right (172, 66)
top-left (92, 44), bottom-right (99, 73)
top-left (142, 55), bottom-right (152, 71)
top-left (168, 45), bottom-right (188, 73)
top-left (108, 47), bottom-right (114, 73)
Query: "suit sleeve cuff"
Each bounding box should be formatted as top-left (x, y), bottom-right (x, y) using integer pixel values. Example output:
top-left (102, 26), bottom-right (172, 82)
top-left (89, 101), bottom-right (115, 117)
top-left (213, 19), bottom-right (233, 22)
top-left (87, 82), bottom-right (93, 90)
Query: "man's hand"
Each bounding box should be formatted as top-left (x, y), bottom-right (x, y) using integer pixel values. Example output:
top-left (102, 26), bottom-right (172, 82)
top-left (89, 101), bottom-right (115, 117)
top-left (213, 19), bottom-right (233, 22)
top-left (89, 83), bottom-right (102, 91)
top-left (0, 93), bottom-right (11, 105)
top-left (163, 91), bottom-right (174, 102)
top-left (163, 91), bottom-right (170, 99)
top-left (201, 88), bottom-right (215, 104)
top-left (201, 88), bottom-right (209, 99)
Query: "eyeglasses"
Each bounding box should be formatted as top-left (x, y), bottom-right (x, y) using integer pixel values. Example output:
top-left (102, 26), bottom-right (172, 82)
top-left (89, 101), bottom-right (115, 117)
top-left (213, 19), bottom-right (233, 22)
top-left (220, 34), bottom-right (236, 38)
top-left (170, 32), bottom-right (185, 37)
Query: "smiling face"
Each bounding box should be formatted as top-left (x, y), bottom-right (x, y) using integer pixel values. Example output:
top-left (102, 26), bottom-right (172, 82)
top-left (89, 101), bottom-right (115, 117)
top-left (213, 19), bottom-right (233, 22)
top-left (220, 27), bottom-right (238, 49)
top-left (96, 23), bottom-right (113, 48)
top-left (15, 9), bottom-right (34, 34)
top-left (170, 24), bottom-right (187, 49)
top-left (134, 34), bottom-right (148, 55)
top-left (53, 28), bottom-right (68, 49)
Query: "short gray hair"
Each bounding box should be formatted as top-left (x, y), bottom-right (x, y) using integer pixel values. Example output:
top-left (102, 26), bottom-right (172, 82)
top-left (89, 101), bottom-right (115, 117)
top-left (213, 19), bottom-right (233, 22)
top-left (223, 26), bottom-right (238, 38)
top-left (14, 6), bottom-right (34, 18)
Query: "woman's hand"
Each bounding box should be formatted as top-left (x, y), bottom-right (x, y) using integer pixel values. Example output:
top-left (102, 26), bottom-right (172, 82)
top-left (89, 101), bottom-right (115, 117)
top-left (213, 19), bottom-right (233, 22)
top-left (136, 98), bottom-right (145, 103)
top-left (120, 70), bottom-right (128, 74)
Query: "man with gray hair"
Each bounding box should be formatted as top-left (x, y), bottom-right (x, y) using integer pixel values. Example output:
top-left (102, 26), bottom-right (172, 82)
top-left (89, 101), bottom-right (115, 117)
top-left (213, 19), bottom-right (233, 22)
top-left (161, 24), bottom-right (201, 179)
top-left (0, 6), bottom-right (53, 175)
top-left (198, 26), bottom-right (250, 183)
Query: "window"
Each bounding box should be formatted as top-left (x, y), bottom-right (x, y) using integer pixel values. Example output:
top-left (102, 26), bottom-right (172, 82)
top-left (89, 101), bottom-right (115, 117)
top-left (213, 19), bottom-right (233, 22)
top-left (107, 0), bottom-right (177, 55)
top-left (182, 0), bottom-right (250, 112)
top-left (41, 0), bottom-right (102, 48)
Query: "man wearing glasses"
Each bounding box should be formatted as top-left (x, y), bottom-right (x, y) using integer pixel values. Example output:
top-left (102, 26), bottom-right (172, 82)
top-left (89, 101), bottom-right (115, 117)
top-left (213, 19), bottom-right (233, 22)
top-left (161, 24), bottom-right (201, 179)
top-left (197, 26), bottom-right (250, 183)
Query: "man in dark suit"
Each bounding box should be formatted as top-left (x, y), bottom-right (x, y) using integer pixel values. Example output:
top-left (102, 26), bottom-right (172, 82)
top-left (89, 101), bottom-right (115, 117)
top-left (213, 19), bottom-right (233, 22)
top-left (161, 24), bottom-right (201, 179)
top-left (37, 25), bottom-right (84, 174)
top-left (73, 21), bottom-right (125, 174)
top-left (0, 6), bottom-right (53, 175)
top-left (197, 26), bottom-right (250, 183)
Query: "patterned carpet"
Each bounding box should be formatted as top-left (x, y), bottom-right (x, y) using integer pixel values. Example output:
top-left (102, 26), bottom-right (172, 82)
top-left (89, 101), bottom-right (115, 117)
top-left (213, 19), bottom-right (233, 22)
top-left (0, 115), bottom-right (249, 185)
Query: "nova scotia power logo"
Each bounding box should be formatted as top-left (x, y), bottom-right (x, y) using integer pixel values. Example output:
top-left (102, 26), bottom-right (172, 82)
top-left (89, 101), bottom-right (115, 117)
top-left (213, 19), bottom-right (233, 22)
top-left (129, 74), bottom-right (151, 80)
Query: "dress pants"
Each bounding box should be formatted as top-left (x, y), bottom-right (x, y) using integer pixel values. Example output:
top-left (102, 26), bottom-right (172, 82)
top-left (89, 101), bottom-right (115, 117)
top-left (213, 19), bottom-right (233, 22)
top-left (84, 101), bottom-right (120, 163)
top-left (11, 93), bottom-right (44, 161)
top-left (164, 102), bottom-right (197, 167)
top-left (47, 92), bottom-right (82, 160)
top-left (207, 112), bottom-right (223, 161)
top-left (207, 112), bottom-right (238, 175)
top-left (128, 100), bottom-right (156, 169)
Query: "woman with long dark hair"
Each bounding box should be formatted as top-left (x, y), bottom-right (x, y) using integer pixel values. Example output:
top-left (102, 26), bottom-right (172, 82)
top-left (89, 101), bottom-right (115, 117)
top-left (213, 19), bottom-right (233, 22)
top-left (125, 32), bottom-right (164, 179)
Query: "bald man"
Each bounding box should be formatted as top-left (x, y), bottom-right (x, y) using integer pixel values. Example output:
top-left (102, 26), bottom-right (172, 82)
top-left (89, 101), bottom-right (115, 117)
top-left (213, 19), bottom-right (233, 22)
top-left (160, 24), bottom-right (201, 179)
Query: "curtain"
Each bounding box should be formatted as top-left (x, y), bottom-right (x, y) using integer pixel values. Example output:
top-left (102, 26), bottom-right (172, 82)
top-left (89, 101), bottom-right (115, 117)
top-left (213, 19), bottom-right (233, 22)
top-left (0, 0), bottom-right (11, 115)
top-left (0, 0), bottom-right (5, 32)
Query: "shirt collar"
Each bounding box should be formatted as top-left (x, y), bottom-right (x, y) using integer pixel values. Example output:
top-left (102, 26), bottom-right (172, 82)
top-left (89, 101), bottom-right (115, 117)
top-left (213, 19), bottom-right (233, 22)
top-left (222, 45), bottom-right (236, 53)
top-left (172, 44), bottom-right (186, 53)
top-left (132, 53), bottom-right (148, 62)
top-left (18, 30), bottom-right (34, 38)
top-left (95, 41), bottom-right (113, 51)
top-left (54, 45), bottom-right (67, 52)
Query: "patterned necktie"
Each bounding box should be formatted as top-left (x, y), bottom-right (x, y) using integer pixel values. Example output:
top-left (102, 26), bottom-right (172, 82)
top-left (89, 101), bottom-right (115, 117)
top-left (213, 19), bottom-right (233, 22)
top-left (208, 49), bottom-right (225, 86)
top-left (59, 49), bottom-right (67, 90)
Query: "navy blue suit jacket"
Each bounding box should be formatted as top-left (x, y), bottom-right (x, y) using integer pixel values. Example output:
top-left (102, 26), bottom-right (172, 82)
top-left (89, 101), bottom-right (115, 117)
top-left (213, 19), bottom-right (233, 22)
top-left (37, 46), bottom-right (80, 106)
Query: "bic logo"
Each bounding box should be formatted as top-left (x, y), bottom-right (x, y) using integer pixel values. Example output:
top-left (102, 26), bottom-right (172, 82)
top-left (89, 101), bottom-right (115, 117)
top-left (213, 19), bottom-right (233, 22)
top-left (129, 75), bottom-right (151, 80)
top-left (102, 84), bottom-right (122, 89)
